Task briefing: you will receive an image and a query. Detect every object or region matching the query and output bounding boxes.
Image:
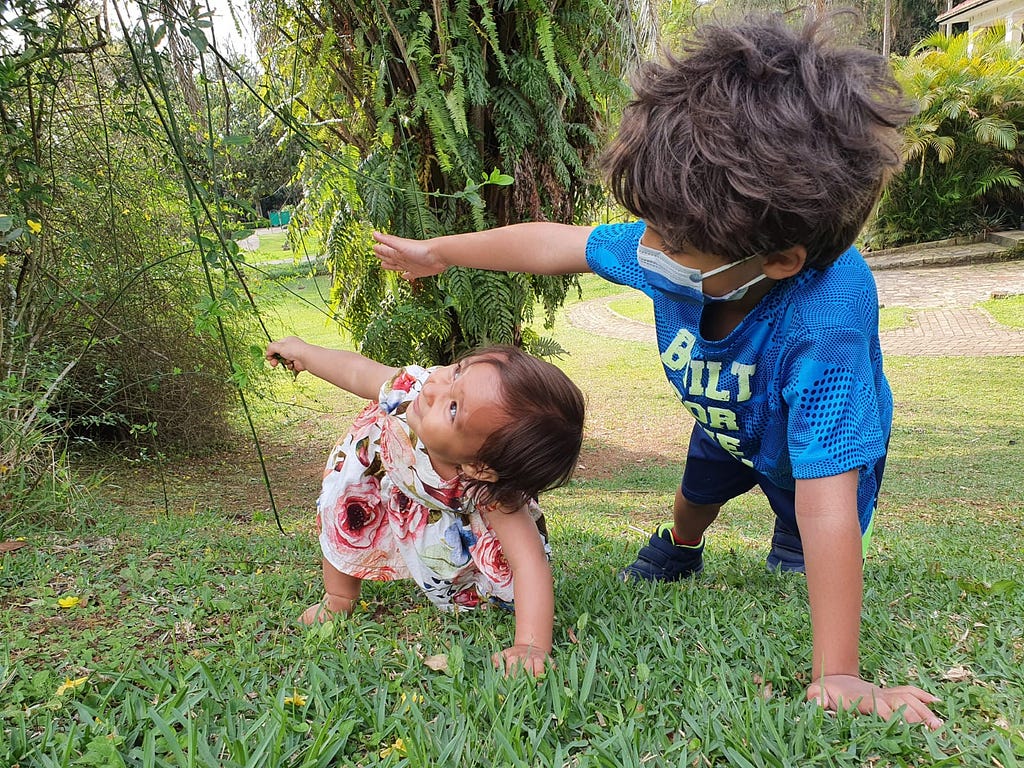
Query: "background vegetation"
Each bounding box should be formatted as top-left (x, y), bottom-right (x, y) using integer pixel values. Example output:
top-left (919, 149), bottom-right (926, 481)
top-left (866, 27), bottom-right (1024, 247)
top-left (258, 0), bottom-right (660, 365)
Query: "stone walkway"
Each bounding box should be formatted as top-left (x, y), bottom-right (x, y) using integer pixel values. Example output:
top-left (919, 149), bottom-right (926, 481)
top-left (567, 249), bottom-right (1024, 357)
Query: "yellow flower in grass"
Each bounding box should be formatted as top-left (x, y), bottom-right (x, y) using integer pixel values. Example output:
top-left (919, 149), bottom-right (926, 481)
top-left (283, 690), bottom-right (307, 707)
top-left (56, 676), bottom-right (89, 696)
top-left (379, 738), bottom-right (407, 759)
top-left (26, 219), bottom-right (41, 235)
top-left (0, 254), bottom-right (7, 267)
top-left (57, 596), bottom-right (81, 609)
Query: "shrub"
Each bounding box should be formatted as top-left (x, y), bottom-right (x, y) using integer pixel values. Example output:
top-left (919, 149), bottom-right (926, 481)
top-left (865, 28), bottom-right (1024, 248)
top-left (2, 1), bottom-right (266, 529)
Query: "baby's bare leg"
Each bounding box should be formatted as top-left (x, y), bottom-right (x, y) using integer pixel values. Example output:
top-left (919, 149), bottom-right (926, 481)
top-left (300, 558), bottom-right (362, 624)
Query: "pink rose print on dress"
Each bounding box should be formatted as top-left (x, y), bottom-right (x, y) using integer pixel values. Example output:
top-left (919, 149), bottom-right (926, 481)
top-left (452, 589), bottom-right (481, 608)
top-left (390, 370), bottom-right (417, 393)
top-left (385, 486), bottom-right (430, 541)
top-left (348, 403), bottom-right (381, 445)
top-left (423, 479), bottom-right (463, 511)
top-left (325, 476), bottom-right (387, 551)
top-left (379, 420), bottom-right (418, 487)
top-left (352, 564), bottom-right (400, 580)
top-left (380, 370), bottom-right (419, 414)
top-left (471, 530), bottom-right (514, 591)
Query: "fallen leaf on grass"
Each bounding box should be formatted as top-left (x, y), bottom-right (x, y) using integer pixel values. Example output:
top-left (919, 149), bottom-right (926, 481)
top-left (56, 676), bottom-right (89, 696)
top-left (423, 654), bottom-right (449, 672)
top-left (941, 665), bottom-right (973, 682)
top-left (0, 540), bottom-right (29, 553)
top-left (752, 674), bottom-right (774, 700)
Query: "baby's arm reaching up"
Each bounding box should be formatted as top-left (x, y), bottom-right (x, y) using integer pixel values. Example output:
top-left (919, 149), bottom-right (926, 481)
top-left (481, 504), bottom-right (555, 677)
top-left (266, 337), bottom-right (397, 400)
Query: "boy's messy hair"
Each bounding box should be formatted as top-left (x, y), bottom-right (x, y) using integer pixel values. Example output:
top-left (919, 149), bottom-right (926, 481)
top-left (459, 345), bottom-right (585, 510)
top-left (601, 12), bottom-right (915, 269)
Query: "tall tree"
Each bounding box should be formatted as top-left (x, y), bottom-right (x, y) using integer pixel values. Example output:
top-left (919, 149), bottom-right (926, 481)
top-left (258, 0), bottom-right (658, 364)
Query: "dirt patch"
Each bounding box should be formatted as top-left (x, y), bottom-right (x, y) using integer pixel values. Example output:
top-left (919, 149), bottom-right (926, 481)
top-left (86, 379), bottom-right (691, 521)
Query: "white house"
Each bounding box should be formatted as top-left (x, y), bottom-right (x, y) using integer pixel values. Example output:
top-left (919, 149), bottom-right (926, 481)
top-left (937, 0), bottom-right (1024, 44)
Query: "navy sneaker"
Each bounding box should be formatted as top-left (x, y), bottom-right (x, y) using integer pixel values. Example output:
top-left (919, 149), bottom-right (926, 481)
top-left (766, 518), bottom-right (805, 573)
top-left (621, 524), bottom-right (704, 582)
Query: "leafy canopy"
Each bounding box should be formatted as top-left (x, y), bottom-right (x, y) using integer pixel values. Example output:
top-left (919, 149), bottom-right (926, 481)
top-left (261, 0), bottom-right (657, 364)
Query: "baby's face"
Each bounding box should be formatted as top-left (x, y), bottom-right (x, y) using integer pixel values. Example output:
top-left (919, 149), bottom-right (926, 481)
top-left (405, 357), bottom-right (506, 480)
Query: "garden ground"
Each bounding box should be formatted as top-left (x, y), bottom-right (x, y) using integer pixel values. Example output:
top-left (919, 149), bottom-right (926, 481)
top-left (2, 253), bottom-right (1024, 767)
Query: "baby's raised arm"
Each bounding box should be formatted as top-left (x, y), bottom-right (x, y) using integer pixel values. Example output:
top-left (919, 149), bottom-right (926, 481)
top-left (481, 504), bottom-right (555, 676)
top-left (372, 223), bottom-right (595, 279)
top-left (266, 337), bottom-right (397, 401)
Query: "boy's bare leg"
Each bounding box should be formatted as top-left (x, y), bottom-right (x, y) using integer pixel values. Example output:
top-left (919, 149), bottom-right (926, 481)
top-left (300, 558), bottom-right (362, 624)
top-left (673, 486), bottom-right (721, 543)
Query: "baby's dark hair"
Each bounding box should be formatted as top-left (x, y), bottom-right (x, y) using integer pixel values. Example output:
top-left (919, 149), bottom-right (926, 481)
top-left (459, 345), bottom-right (585, 510)
top-left (601, 12), bottom-right (915, 269)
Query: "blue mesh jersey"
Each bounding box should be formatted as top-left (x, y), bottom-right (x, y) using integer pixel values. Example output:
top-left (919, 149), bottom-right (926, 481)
top-left (586, 222), bottom-right (893, 530)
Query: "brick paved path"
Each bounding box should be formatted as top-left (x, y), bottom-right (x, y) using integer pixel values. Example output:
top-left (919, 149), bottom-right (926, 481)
top-left (567, 259), bottom-right (1024, 356)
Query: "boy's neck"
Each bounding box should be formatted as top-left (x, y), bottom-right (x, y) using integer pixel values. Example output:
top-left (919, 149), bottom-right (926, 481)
top-left (700, 278), bottom-right (775, 340)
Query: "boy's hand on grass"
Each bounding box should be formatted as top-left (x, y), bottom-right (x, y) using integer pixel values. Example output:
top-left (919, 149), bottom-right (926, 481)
top-left (806, 674), bottom-right (943, 730)
top-left (372, 232), bottom-right (445, 280)
top-left (492, 645), bottom-right (551, 678)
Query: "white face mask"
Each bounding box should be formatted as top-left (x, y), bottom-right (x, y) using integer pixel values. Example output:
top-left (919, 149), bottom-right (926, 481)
top-left (637, 243), bottom-right (768, 304)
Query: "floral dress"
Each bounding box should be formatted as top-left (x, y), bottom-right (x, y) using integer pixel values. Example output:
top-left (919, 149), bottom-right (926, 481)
top-left (317, 366), bottom-right (546, 611)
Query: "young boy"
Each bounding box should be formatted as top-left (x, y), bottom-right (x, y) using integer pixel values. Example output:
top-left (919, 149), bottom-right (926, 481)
top-left (372, 13), bottom-right (942, 728)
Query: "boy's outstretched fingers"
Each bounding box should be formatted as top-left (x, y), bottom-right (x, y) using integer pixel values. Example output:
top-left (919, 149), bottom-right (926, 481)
top-left (371, 231), bottom-right (445, 280)
top-left (807, 675), bottom-right (943, 730)
top-left (492, 645), bottom-right (551, 678)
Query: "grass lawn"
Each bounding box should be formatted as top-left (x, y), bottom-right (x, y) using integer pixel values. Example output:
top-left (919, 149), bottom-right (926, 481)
top-left (3, 274), bottom-right (1024, 766)
top-left (238, 229), bottom-right (324, 265)
top-left (979, 294), bottom-right (1024, 328)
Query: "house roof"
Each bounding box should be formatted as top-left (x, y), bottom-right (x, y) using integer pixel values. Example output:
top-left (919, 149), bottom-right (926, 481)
top-left (937, 0), bottom-right (1011, 23)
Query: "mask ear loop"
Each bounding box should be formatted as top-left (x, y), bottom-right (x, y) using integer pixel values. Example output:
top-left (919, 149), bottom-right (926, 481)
top-left (700, 252), bottom-right (762, 279)
top-left (705, 271), bottom-right (770, 302)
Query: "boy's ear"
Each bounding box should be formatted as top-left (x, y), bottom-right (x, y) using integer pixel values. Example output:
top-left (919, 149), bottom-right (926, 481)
top-left (762, 245), bottom-right (806, 280)
top-left (460, 462), bottom-right (498, 483)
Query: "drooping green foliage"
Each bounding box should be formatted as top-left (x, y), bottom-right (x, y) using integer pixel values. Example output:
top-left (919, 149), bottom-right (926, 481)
top-left (866, 28), bottom-right (1024, 247)
top-left (261, 0), bottom-right (657, 364)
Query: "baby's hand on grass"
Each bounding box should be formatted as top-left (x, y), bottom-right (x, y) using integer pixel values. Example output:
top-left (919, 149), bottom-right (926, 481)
top-left (806, 674), bottom-right (943, 730)
top-left (492, 645), bottom-right (551, 678)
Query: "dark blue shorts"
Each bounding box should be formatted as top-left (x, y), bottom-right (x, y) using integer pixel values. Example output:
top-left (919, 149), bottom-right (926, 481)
top-left (680, 423), bottom-right (800, 533)
top-left (680, 424), bottom-right (880, 545)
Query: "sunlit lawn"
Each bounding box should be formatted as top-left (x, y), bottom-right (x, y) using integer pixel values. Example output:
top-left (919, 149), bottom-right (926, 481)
top-left (237, 228), bottom-right (324, 265)
top-left (3, 273), bottom-right (1023, 767)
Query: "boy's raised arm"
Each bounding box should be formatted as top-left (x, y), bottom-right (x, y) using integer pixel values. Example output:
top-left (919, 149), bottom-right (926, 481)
top-left (372, 223), bottom-right (595, 278)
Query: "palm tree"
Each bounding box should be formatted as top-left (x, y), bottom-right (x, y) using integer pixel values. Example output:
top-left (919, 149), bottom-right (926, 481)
top-left (868, 27), bottom-right (1024, 246)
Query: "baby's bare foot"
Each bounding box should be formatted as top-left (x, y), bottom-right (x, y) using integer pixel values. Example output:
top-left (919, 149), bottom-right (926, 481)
top-left (299, 594), bottom-right (355, 625)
